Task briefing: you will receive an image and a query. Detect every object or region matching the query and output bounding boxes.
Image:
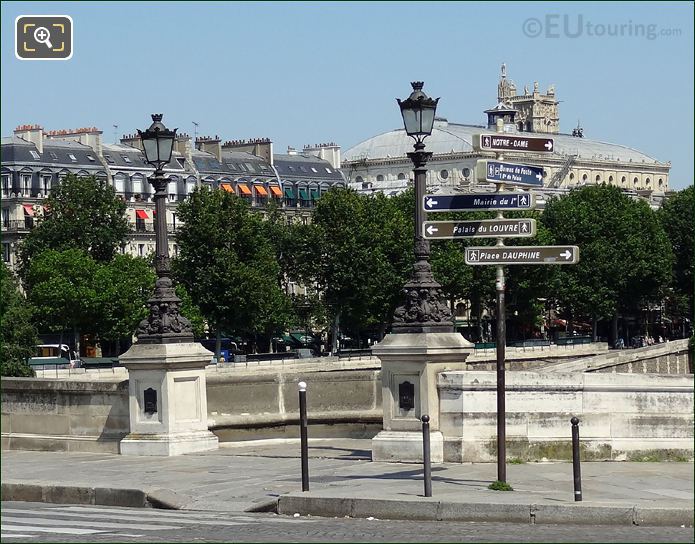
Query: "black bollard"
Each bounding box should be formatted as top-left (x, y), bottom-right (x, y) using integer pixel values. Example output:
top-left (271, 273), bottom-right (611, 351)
top-left (421, 414), bottom-right (432, 497)
top-left (571, 416), bottom-right (582, 502)
top-left (298, 381), bottom-right (309, 492)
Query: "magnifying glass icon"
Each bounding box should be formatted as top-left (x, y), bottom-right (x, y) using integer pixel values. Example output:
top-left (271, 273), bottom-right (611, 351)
top-left (33, 27), bottom-right (53, 49)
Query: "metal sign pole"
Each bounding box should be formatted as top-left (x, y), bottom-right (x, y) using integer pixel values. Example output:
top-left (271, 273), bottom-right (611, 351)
top-left (494, 124), bottom-right (507, 484)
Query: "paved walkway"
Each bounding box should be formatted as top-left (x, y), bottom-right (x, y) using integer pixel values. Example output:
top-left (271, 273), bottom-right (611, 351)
top-left (2, 439), bottom-right (693, 525)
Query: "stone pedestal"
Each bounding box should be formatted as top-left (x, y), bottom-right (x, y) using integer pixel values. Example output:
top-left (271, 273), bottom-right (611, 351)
top-left (371, 332), bottom-right (473, 463)
top-left (119, 342), bottom-right (219, 456)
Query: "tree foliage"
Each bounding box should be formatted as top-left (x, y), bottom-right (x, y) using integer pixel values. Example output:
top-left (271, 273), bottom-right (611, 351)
top-left (173, 187), bottom-right (291, 349)
top-left (308, 188), bottom-right (411, 341)
top-left (18, 174), bottom-right (130, 279)
top-left (1, 264), bottom-right (37, 377)
top-left (541, 185), bottom-right (673, 326)
top-left (658, 186), bottom-right (694, 321)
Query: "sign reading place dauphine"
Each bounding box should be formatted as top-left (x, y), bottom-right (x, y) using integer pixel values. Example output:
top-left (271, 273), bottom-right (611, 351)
top-left (476, 160), bottom-right (544, 187)
top-left (423, 219), bottom-right (536, 240)
top-left (465, 246), bottom-right (580, 265)
top-left (473, 134), bottom-right (554, 153)
top-left (423, 192), bottom-right (534, 212)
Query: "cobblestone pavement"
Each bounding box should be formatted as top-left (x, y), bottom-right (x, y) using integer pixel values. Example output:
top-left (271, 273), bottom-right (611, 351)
top-left (2, 502), bottom-right (693, 543)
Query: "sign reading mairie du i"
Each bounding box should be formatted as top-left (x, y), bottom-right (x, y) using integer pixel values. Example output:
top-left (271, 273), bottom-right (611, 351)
top-left (423, 219), bottom-right (536, 240)
top-left (476, 160), bottom-right (544, 187)
top-left (423, 192), bottom-right (534, 212)
top-left (473, 134), bottom-right (554, 153)
top-left (465, 245), bottom-right (579, 265)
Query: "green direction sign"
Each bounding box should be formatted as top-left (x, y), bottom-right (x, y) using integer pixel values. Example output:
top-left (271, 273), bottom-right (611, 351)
top-left (423, 219), bottom-right (536, 240)
top-left (465, 245), bottom-right (579, 265)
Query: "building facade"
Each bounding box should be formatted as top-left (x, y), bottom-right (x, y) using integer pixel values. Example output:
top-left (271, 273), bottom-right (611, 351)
top-left (343, 66), bottom-right (671, 206)
top-left (2, 126), bottom-right (345, 270)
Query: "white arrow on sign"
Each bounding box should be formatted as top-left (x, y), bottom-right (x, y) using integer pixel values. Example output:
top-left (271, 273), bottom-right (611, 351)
top-left (536, 173), bottom-right (543, 181)
top-left (544, 141), bottom-right (553, 150)
top-left (426, 225), bottom-right (438, 235)
top-left (426, 198), bottom-right (438, 208)
top-left (560, 250), bottom-right (572, 260)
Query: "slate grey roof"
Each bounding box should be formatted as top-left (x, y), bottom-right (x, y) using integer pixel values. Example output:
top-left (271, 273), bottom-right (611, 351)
top-left (2, 137), bottom-right (104, 170)
top-left (343, 120), bottom-right (664, 164)
top-left (274, 154), bottom-right (344, 182)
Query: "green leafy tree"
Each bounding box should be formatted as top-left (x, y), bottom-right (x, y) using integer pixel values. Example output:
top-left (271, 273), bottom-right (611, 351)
top-left (173, 187), bottom-right (290, 353)
top-left (25, 249), bottom-right (99, 352)
top-left (1, 264), bottom-right (37, 377)
top-left (93, 254), bottom-right (156, 345)
top-left (658, 186), bottom-right (694, 332)
top-left (308, 188), bottom-right (411, 347)
top-left (18, 174), bottom-right (130, 278)
top-left (542, 185), bottom-right (673, 341)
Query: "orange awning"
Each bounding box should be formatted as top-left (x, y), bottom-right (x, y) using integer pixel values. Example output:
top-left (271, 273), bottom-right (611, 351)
top-left (269, 185), bottom-right (283, 197)
top-left (255, 185), bottom-right (268, 196)
top-left (220, 183), bottom-right (234, 193)
top-left (23, 204), bottom-right (35, 216)
top-left (135, 209), bottom-right (149, 220)
top-left (237, 183), bottom-right (252, 195)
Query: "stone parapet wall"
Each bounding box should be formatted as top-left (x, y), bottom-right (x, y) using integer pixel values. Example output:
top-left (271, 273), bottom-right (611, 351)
top-left (1, 378), bottom-right (129, 453)
top-left (438, 371), bottom-right (694, 463)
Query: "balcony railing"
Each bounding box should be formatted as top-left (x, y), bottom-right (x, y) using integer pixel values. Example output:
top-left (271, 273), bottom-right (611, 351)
top-left (2, 220), bottom-right (33, 232)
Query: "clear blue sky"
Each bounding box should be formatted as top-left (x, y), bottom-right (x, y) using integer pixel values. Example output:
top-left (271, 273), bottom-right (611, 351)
top-left (2, 1), bottom-right (692, 189)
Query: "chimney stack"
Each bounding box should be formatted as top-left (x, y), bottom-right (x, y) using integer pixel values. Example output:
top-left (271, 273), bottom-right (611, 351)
top-left (195, 135), bottom-right (222, 162)
top-left (45, 126), bottom-right (103, 157)
top-left (222, 137), bottom-right (273, 165)
top-left (302, 142), bottom-right (341, 169)
top-left (14, 124), bottom-right (44, 154)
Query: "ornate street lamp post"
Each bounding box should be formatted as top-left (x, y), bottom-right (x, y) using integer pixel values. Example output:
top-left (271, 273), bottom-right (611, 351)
top-left (136, 114), bottom-right (193, 344)
top-left (392, 82), bottom-right (453, 333)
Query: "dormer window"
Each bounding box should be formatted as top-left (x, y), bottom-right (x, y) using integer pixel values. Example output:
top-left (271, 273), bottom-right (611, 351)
top-left (68, 154), bottom-right (77, 162)
top-left (122, 155), bottom-right (132, 163)
top-left (30, 150), bottom-right (41, 160)
top-left (311, 167), bottom-right (318, 173)
top-left (86, 155), bottom-right (96, 162)
top-left (49, 152), bottom-right (58, 160)
top-left (325, 167), bottom-right (332, 173)
top-left (104, 155), bottom-right (115, 164)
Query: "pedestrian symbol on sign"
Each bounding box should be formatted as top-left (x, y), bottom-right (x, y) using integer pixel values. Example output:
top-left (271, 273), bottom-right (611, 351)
top-left (468, 250), bottom-right (479, 262)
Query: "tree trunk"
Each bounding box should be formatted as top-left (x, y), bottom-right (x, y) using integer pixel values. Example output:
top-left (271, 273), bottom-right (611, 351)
top-left (74, 327), bottom-right (80, 357)
top-left (611, 314), bottom-right (619, 347)
top-left (331, 311), bottom-right (340, 354)
top-left (215, 330), bottom-right (222, 362)
top-left (592, 315), bottom-right (598, 342)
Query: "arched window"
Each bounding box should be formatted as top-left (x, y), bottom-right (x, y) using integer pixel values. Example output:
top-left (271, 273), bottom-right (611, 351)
top-left (621, 176), bottom-right (627, 186)
top-left (633, 177), bottom-right (639, 186)
top-left (397, 173), bottom-right (406, 180)
top-left (376, 175), bottom-right (384, 182)
top-left (582, 174), bottom-right (588, 182)
top-left (569, 172), bottom-right (575, 181)
top-left (440, 170), bottom-right (449, 180)
top-left (608, 175), bottom-right (614, 183)
top-left (131, 174), bottom-right (144, 195)
top-left (595, 174), bottom-right (601, 183)
top-left (645, 177), bottom-right (651, 187)
top-left (658, 178), bottom-right (664, 187)
top-left (355, 176), bottom-right (363, 183)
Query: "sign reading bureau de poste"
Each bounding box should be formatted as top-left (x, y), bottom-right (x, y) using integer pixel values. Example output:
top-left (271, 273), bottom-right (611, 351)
top-left (465, 245), bottom-right (580, 265)
top-left (473, 134), bottom-right (554, 153)
top-left (423, 192), bottom-right (534, 212)
top-left (476, 160), bottom-right (544, 187)
top-left (423, 219), bottom-right (536, 240)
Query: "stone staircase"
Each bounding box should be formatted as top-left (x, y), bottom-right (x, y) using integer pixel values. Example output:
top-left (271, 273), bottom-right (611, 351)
top-left (540, 339), bottom-right (690, 373)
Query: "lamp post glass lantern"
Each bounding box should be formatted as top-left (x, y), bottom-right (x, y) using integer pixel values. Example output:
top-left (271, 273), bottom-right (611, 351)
top-left (391, 82), bottom-right (453, 333)
top-left (135, 114), bottom-right (193, 344)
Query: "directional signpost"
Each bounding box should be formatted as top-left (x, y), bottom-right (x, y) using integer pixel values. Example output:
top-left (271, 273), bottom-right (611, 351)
top-left (423, 192), bottom-right (534, 212)
top-left (423, 128), bottom-right (569, 488)
top-left (473, 133), bottom-right (554, 153)
top-left (465, 245), bottom-right (579, 265)
top-left (423, 219), bottom-right (536, 240)
top-left (476, 160), bottom-right (544, 187)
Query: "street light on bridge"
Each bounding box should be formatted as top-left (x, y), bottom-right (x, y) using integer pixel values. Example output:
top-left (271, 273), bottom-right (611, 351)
top-left (135, 114), bottom-right (193, 344)
top-left (391, 82), bottom-right (453, 333)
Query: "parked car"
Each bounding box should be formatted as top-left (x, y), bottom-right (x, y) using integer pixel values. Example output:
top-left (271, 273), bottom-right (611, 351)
top-left (28, 344), bottom-right (82, 369)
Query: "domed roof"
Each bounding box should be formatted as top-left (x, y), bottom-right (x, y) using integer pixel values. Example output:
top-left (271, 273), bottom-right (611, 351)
top-left (344, 120), bottom-right (662, 164)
